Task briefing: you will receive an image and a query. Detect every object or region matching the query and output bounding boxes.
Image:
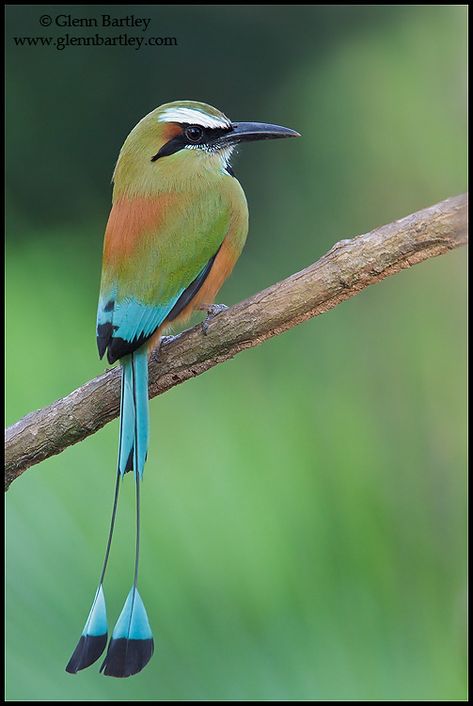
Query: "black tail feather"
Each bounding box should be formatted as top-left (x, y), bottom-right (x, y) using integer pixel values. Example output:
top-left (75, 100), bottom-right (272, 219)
top-left (65, 633), bottom-right (108, 674)
top-left (100, 637), bottom-right (154, 678)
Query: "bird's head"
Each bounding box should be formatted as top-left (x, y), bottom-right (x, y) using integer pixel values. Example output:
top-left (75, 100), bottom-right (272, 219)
top-left (112, 100), bottom-right (300, 197)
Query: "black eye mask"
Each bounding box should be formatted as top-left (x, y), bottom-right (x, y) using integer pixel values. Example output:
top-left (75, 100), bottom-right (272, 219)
top-left (151, 124), bottom-right (232, 161)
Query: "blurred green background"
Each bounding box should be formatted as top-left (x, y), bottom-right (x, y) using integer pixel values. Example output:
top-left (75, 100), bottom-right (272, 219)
top-left (5, 4), bottom-right (467, 701)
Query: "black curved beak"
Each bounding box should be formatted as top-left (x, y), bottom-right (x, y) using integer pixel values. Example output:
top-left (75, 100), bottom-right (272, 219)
top-left (216, 121), bottom-right (301, 147)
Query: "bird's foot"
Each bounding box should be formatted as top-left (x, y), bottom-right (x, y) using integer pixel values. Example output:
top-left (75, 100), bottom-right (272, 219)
top-left (200, 303), bottom-right (228, 335)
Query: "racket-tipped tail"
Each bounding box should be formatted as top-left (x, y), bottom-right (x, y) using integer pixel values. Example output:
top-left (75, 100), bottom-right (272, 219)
top-left (100, 587), bottom-right (154, 678)
top-left (66, 585), bottom-right (108, 674)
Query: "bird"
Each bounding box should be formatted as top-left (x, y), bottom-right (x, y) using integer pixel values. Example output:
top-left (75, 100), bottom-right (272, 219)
top-left (65, 100), bottom-right (300, 678)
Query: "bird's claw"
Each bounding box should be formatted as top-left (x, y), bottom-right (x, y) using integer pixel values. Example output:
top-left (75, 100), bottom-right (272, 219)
top-left (201, 303), bottom-right (228, 335)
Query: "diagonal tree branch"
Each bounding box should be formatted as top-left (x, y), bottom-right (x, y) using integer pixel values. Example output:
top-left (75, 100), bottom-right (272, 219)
top-left (5, 194), bottom-right (467, 491)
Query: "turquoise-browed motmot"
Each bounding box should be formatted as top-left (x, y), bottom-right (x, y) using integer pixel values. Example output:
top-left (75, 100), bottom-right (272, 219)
top-left (66, 100), bottom-right (300, 678)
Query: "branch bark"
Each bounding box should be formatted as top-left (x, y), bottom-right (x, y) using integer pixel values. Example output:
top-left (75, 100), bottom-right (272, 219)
top-left (5, 194), bottom-right (468, 490)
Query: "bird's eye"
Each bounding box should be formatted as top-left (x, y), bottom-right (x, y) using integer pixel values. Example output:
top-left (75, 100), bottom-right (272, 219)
top-left (185, 125), bottom-right (204, 142)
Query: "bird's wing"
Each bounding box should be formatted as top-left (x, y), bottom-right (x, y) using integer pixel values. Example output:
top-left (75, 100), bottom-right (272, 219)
top-left (96, 187), bottom-right (242, 363)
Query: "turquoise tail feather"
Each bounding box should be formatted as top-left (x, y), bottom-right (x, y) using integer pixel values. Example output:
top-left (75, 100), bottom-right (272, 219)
top-left (65, 585), bottom-right (109, 674)
top-left (66, 472), bottom-right (121, 674)
top-left (101, 347), bottom-right (154, 678)
top-left (67, 347), bottom-right (151, 676)
top-left (119, 350), bottom-right (149, 477)
top-left (118, 360), bottom-right (135, 473)
top-left (100, 584), bottom-right (154, 678)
